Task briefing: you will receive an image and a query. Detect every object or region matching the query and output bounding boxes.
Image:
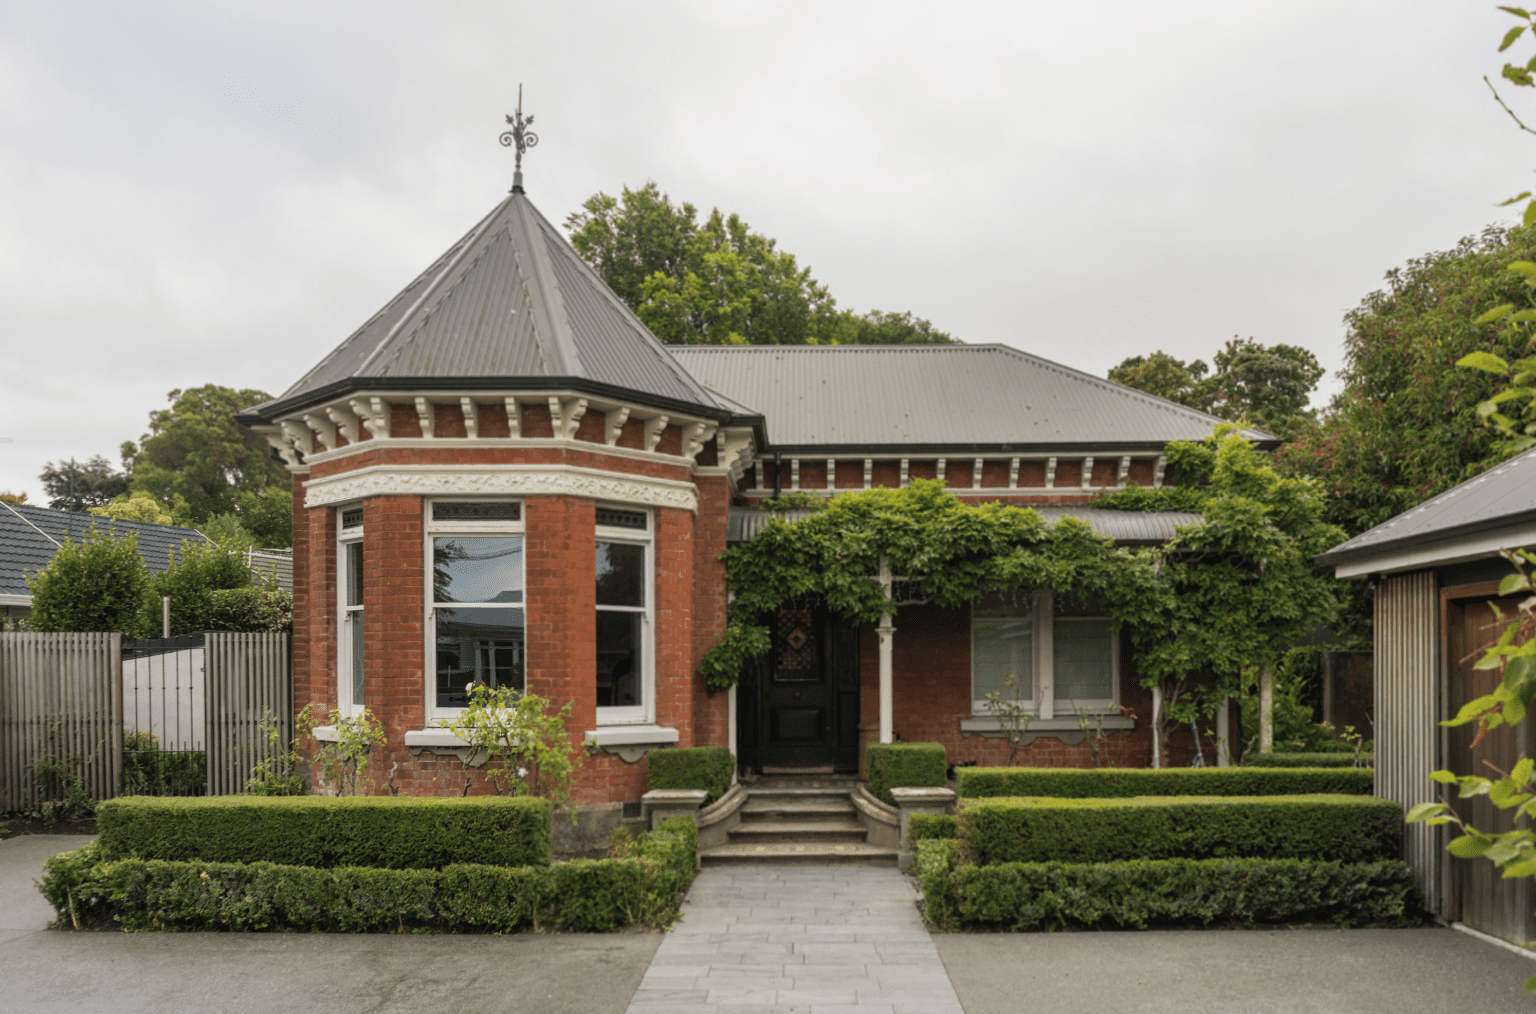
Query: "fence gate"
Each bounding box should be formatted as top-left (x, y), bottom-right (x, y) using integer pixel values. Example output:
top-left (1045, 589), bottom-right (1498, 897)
top-left (2, 631), bottom-right (290, 808)
top-left (0, 633), bottom-right (123, 811)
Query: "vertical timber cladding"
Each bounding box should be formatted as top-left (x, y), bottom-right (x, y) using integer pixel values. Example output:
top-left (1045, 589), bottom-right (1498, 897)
top-left (0, 633), bottom-right (122, 811)
top-left (204, 633), bottom-right (293, 796)
top-left (1375, 572), bottom-right (1444, 916)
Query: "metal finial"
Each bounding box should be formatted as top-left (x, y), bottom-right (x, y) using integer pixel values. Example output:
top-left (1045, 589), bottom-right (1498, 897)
top-left (499, 84), bottom-right (539, 193)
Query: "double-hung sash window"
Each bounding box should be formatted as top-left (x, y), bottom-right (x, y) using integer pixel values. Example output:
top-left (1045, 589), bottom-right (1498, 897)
top-left (595, 507), bottom-right (652, 724)
top-left (971, 589), bottom-right (1117, 716)
top-left (337, 507), bottom-right (365, 715)
top-left (427, 501), bottom-right (525, 718)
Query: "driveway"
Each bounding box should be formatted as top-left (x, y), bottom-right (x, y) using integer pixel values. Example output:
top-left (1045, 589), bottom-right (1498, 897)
top-left (0, 834), bottom-right (662, 1014)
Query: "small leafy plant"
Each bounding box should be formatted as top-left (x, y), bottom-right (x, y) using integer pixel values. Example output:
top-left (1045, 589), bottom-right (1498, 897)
top-left (447, 683), bottom-right (583, 812)
top-left (299, 705), bottom-right (384, 796)
top-left (246, 707), bottom-right (304, 795)
top-left (982, 673), bottom-right (1035, 767)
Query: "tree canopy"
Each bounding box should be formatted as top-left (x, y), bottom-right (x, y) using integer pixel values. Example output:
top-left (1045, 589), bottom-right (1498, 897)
top-left (39, 455), bottom-right (128, 512)
top-left (565, 181), bottom-right (956, 346)
top-left (1276, 225), bottom-right (1536, 536)
top-left (1108, 338), bottom-right (1324, 442)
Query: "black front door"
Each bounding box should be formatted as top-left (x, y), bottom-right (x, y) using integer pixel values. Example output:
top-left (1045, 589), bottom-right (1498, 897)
top-left (756, 602), bottom-right (860, 770)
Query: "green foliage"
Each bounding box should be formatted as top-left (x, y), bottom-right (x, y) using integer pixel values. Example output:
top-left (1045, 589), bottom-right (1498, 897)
top-left (1245, 752), bottom-right (1371, 768)
top-left (88, 492), bottom-right (175, 526)
top-left (913, 838), bottom-right (1421, 931)
top-left (907, 813), bottom-right (958, 843)
top-left (565, 181), bottom-right (956, 347)
top-left (150, 539), bottom-right (255, 637)
top-left (955, 765), bottom-right (1374, 798)
top-left (698, 623), bottom-right (771, 694)
top-left (205, 586), bottom-right (293, 634)
top-left (1276, 225), bottom-right (1536, 537)
top-left (981, 673), bottom-right (1035, 767)
top-left (40, 817), bottom-right (697, 933)
top-left (122, 730), bottom-right (206, 796)
top-left (94, 794), bottom-right (554, 869)
top-left (446, 685), bottom-right (582, 808)
top-left (245, 708), bottom-right (303, 796)
top-left (123, 385), bottom-right (290, 529)
top-left (865, 742), bottom-right (948, 806)
top-left (956, 795), bottom-right (1400, 865)
top-left (39, 455), bottom-right (128, 512)
top-left (300, 706), bottom-right (385, 796)
top-left (27, 722), bottom-right (100, 824)
top-left (26, 528), bottom-right (151, 635)
top-left (647, 746), bottom-right (734, 804)
top-left (1109, 351), bottom-right (1212, 408)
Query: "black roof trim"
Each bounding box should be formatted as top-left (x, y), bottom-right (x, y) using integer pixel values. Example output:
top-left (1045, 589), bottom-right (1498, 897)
top-left (753, 439), bottom-right (1283, 456)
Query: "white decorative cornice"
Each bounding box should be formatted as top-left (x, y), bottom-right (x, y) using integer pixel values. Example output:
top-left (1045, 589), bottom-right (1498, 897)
top-left (304, 464), bottom-right (698, 512)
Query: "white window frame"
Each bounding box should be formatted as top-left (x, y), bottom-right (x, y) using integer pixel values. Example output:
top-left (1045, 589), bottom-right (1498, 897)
top-left (970, 589), bottom-right (1118, 719)
top-left (337, 506), bottom-right (365, 718)
top-left (595, 506), bottom-right (654, 726)
top-left (424, 498), bottom-right (526, 723)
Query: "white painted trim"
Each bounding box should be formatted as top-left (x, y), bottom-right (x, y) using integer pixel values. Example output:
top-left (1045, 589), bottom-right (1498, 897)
top-left (0, 593), bottom-right (32, 607)
top-left (960, 716), bottom-right (1133, 733)
top-left (741, 486), bottom-right (1126, 498)
top-left (304, 464), bottom-right (698, 512)
top-left (1331, 524), bottom-right (1536, 578)
top-left (404, 728), bottom-right (469, 748)
top-left (584, 724), bottom-right (679, 748)
top-left (299, 435), bottom-right (694, 470)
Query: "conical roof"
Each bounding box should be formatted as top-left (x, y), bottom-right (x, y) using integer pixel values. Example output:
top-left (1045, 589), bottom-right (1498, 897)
top-left (255, 192), bottom-right (725, 419)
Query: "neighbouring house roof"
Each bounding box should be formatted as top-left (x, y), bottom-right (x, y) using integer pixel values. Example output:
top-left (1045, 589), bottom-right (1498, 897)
top-left (0, 503), bottom-right (212, 601)
top-left (670, 345), bottom-right (1277, 454)
top-left (727, 504), bottom-right (1200, 544)
top-left (243, 191), bottom-right (729, 424)
top-left (1317, 446), bottom-right (1536, 577)
top-left (248, 549), bottom-right (294, 593)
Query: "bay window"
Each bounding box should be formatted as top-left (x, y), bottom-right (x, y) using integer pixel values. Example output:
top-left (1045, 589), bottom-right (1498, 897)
top-left (337, 507), bottom-right (365, 715)
top-left (971, 589), bottom-right (1117, 716)
top-left (427, 500), bottom-right (524, 718)
top-left (595, 506), bottom-right (652, 724)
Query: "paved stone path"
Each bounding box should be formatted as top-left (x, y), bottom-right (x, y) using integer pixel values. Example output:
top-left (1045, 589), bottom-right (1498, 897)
top-left (626, 865), bottom-right (962, 1014)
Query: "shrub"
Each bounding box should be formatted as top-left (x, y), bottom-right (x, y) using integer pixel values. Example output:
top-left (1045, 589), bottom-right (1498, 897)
top-left (914, 839), bottom-right (1422, 931)
top-left (958, 795), bottom-right (1401, 865)
top-left (95, 794), bottom-right (554, 869)
top-left (39, 817), bottom-right (698, 933)
top-left (26, 528), bottom-right (151, 635)
top-left (866, 742), bottom-right (947, 806)
top-left (447, 686), bottom-right (583, 807)
top-left (122, 731), bottom-right (206, 796)
top-left (955, 765), bottom-right (1373, 798)
top-left (647, 746), bottom-right (733, 805)
top-left (1245, 752), bottom-right (1372, 769)
top-left (205, 586), bottom-right (293, 634)
top-left (907, 813), bottom-right (957, 844)
top-left (149, 540), bottom-right (256, 638)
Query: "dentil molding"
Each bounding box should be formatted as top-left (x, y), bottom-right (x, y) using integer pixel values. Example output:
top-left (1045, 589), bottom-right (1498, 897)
top-left (303, 464), bottom-right (698, 511)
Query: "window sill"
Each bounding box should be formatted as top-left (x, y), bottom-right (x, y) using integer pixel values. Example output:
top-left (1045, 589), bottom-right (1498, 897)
top-left (311, 725), bottom-right (340, 743)
top-left (585, 724), bottom-right (680, 748)
top-left (404, 729), bottom-right (469, 748)
top-left (960, 716), bottom-right (1134, 734)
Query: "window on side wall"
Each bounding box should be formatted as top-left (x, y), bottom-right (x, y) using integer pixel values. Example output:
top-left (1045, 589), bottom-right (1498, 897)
top-left (337, 506), bottom-right (365, 716)
top-left (596, 506), bottom-right (652, 725)
top-left (969, 589), bottom-right (1117, 716)
top-left (427, 500), bottom-right (525, 719)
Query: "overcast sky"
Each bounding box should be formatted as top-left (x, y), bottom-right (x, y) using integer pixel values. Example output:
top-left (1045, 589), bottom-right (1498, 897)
top-left (0, 1), bottom-right (1528, 503)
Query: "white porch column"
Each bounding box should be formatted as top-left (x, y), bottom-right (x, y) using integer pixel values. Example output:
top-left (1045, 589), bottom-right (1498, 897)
top-left (1259, 664), bottom-right (1274, 753)
top-left (878, 555), bottom-right (895, 744)
top-left (1216, 695), bottom-right (1231, 767)
top-left (727, 683), bottom-right (738, 784)
top-left (1150, 685), bottom-right (1163, 769)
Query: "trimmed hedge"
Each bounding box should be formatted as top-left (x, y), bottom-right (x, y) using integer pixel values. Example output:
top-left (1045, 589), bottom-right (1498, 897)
top-left (1245, 753), bottom-right (1371, 769)
top-left (647, 746), bottom-right (734, 804)
top-left (914, 839), bottom-right (1422, 931)
top-left (40, 817), bottom-right (697, 933)
top-left (95, 795), bottom-right (553, 869)
top-left (866, 742), bottom-right (947, 806)
top-left (956, 766), bottom-right (1373, 798)
top-left (907, 813), bottom-right (957, 844)
top-left (958, 795), bottom-right (1401, 864)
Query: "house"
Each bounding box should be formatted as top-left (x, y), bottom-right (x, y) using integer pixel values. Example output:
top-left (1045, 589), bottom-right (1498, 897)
top-left (0, 501), bottom-right (213, 626)
top-left (1316, 446), bottom-right (1536, 946)
top-left (236, 170), bottom-right (1271, 831)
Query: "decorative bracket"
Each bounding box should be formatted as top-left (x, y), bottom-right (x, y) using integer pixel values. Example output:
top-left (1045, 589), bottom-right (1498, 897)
top-left (1009, 457), bottom-right (1020, 489)
top-left (254, 424), bottom-right (302, 469)
top-left (281, 420), bottom-right (314, 458)
top-left (684, 421), bottom-right (716, 461)
top-left (899, 458), bottom-right (909, 487)
top-left (460, 397), bottom-right (479, 440)
top-left (643, 415), bottom-right (670, 453)
top-left (973, 458), bottom-right (984, 489)
top-left (936, 458), bottom-right (947, 483)
top-left (1081, 456), bottom-right (1094, 489)
top-left (303, 412), bottom-right (337, 452)
top-left (552, 397), bottom-right (588, 440)
top-left (415, 397), bottom-right (435, 439)
top-left (605, 407), bottom-right (630, 446)
top-left (864, 458), bottom-right (873, 490)
top-left (1044, 457), bottom-right (1057, 489)
top-left (1118, 455), bottom-right (1132, 487)
top-left (325, 404), bottom-right (360, 445)
top-left (351, 397), bottom-right (391, 438)
top-left (826, 458), bottom-right (836, 491)
top-left (791, 457), bottom-right (802, 489)
top-left (1154, 455), bottom-right (1168, 487)
top-left (504, 397), bottom-right (521, 439)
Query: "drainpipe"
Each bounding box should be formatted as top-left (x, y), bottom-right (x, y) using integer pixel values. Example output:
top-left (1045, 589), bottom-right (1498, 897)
top-left (772, 452), bottom-right (782, 500)
top-left (878, 556), bottom-right (895, 744)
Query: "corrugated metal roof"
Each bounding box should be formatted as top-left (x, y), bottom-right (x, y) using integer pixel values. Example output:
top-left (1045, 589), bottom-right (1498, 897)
top-left (264, 192), bottom-right (723, 417)
top-left (727, 504), bottom-right (1198, 544)
top-left (0, 504), bottom-right (213, 598)
top-left (670, 345), bottom-right (1274, 451)
top-left (1317, 446), bottom-right (1536, 567)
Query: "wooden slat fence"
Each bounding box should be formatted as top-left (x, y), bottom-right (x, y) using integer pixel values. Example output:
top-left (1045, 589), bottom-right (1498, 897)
top-left (0, 633), bottom-right (123, 811)
top-left (205, 633), bottom-right (292, 795)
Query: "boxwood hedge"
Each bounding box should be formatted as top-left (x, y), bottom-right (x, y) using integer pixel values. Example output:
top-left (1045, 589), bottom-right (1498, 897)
top-left (866, 742), bottom-right (947, 806)
top-left (40, 817), bottom-right (697, 933)
top-left (955, 766), bottom-right (1372, 798)
top-left (957, 795), bottom-right (1401, 865)
top-left (1244, 753), bottom-right (1371, 769)
top-left (95, 795), bottom-right (553, 869)
top-left (907, 813), bottom-right (957, 843)
top-left (914, 839), bottom-right (1422, 931)
top-left (647, 746), bottom-right (734, 805)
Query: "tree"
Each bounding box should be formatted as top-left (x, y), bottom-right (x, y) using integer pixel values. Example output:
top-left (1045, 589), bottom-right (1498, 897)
top-left (1108, 351), bottom-right (1212, 409)
top-left (151, 539), bottom-right (255, 638)
top-left (565, 181), bottom-right (958, 346)
top-left (1276, 225), bottom-right (1536, 537)
top-left (88, 492), bottom-right (176, 526)
top-left (26, 528), bottom-right (151, 634)
top-left (122, 385), bottom-right (289, 529)
top-left (0, 491), bottom-right (28, 504)
top-left (39, 455), bottom-right (128, 512)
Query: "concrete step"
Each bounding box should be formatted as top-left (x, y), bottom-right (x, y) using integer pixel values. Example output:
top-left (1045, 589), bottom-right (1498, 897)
top-left (700, 841), bottom-right (898, 867)
top-left (746, 786), bottom-right (857, 798)
top-left (740, 799), bottom-right (856, 819)
top-left (729, 819), bottom-right (868, 843)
